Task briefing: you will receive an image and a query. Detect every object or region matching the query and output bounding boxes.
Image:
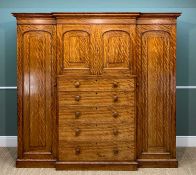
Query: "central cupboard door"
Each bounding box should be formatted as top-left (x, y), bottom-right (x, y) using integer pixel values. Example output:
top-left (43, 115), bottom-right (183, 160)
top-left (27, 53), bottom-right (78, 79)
top-left (57, 24), bottom-right (136, 75)
top-left (57, 24), bottom-right (136, 162)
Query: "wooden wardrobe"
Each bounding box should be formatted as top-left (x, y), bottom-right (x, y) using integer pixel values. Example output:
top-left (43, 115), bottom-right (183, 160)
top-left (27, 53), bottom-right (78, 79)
top-left (13, 12), bottom-right (181, 170)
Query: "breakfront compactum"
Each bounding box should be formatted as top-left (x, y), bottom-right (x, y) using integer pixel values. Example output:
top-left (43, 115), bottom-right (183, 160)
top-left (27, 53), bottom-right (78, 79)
top-left (13, 12), bottom-right (181, 170)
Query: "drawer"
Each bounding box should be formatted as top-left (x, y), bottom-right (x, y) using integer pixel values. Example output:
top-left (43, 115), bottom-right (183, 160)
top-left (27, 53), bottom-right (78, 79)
top-left (58, 91), bottom-right (135, 106)
top-left (57, 77), bottom-right (135, 92)
top-left (59, 121), bottom-right (135, 142)
top-left (59, 105), bottom-right (135, 123)
top-left (58, 141), bottom-right (135, 161)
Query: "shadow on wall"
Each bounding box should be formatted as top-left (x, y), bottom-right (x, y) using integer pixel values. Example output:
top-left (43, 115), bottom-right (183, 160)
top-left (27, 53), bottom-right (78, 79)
top-left (0, 21), bottom-right (17, 136)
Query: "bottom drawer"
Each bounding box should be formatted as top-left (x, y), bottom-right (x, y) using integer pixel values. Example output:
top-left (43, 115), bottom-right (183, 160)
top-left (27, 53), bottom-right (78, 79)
top-left (58, 141), bottom-right (135, 161)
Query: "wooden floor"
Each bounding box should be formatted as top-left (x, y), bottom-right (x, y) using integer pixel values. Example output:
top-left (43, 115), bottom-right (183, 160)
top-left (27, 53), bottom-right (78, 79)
top-left (0, 147), bottom-right (196, 175)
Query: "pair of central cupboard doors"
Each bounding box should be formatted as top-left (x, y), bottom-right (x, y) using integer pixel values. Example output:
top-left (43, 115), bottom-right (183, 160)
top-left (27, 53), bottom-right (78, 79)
top-left (57, 24), bottom-right (137, 162)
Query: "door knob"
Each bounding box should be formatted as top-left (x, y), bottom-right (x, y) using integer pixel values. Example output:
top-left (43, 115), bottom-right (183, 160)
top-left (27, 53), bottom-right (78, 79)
top-left (112, 111), bottom-right (119, 118)
top-left (113, 82), bottom-right (118, 88)
top-left (75, 111), bottom-right (81, 118)
top-left (75, 128), bottom-right (81, 136)
top-left (113, 148), bottom-right (119, 155)
top-left (75, 147), bottom-right (81, 155)
top-left (74, 81), bottom-right (80, 88)
top-left (113, 129), bottom-right (119, 136)
top-left (75, 95), bottom-right (81, 101)
top-left (113, 95), bottom-right (118, 102)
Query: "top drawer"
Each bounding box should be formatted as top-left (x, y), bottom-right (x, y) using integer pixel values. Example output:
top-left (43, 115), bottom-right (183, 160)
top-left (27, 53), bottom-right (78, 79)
top-left (57, 76), bottom-right (135, 92)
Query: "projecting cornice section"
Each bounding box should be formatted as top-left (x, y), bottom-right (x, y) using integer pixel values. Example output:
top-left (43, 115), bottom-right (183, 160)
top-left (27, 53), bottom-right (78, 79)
top-left (12, 12), bottom-right (181, 25)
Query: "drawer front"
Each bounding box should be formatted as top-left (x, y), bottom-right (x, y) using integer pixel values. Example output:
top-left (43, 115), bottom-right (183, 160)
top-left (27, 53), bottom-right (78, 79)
top-left (58, 91), bottom-right (135, 106)
top-left (59, 121), bottom-right (135, 142)
top-left (58, 77), bottom-right (135, 92)
top-left (58, 141), bottom-right (135, 161)
top-left (59, 105), bottom-right (135, 123)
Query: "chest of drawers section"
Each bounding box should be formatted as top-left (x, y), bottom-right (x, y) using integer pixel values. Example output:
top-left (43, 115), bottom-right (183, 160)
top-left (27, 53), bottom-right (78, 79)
top-left (57, 76), bottom-right (136, 164)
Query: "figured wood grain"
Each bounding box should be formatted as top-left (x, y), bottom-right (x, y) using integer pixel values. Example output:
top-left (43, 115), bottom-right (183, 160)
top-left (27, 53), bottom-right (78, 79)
top-left (103, 30), bottom-right (130, 68)
top-left (59, 105), bottom-right (135, 123)
top-left (58, 91), bottom-right (135, 106)
top-left (63, 30), bottom-right (90, 68)
top-left (59, 121), bottom-right (135, 141)
top-left (13, 12), bottom-right (181, 170)
top-left (58, 77), bottom-right (135, 91)
top-left (136, 24), bottom-right (177, 162)
top-left (16, 25), bottom-right (56, 161)
top-left (58, 141), bottom-right (135, 161)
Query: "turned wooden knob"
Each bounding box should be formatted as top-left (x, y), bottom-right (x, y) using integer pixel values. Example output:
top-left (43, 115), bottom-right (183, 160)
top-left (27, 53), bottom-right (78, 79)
top-left (75, 95), bottom-right (81, 101)
top-left (74, 81), bottom-right (80, 88)
top-left (112, 111), bottom-right (119, 118)
top-left (75, 147), bottom-right (80, 155)
top-left (113, 148), bottom-right (119, 155)
top-left (113, 82), bottom-right (118, 88)
top-left (75, 111), bottom-right (81, 118)
top-left (113, 95), bottom-right (118, 102)
top-left (113, 129), bottom-right (119, 136)
top-left (75, 128), bottom-right (81, 136)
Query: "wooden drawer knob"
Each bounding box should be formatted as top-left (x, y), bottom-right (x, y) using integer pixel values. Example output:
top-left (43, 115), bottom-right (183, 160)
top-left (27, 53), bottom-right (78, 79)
top-left (75, 147), bottom-right (81, 155)
top-left (75, 111), bottom-right (81, 118)
top-left (75, 95), bottom-right (81, 101)
top-left (112, 112), bottom-right (119, 118)
top-left (113, 82), bottom-right (118, 88)
top-left (75, 128), bottom-right (81, 136)
top-left (74, 81), bottom-right (80, 88)
top-left (113, 148), bottom-right (119, 155)
top-left (113, 95), bottom-right (118, 102)
top-left (113, 129), bottom-right (119, 136)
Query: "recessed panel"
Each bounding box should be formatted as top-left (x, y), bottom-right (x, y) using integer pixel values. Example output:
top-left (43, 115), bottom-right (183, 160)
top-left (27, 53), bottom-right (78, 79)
top-left (22, 31), bottom-right (52, 153)
top-left (141, 31), bottom-right (170, 152)
top-left (63, 31), bottom-right (90, 69)
top-left (103, 31), bottom-right (130, 68)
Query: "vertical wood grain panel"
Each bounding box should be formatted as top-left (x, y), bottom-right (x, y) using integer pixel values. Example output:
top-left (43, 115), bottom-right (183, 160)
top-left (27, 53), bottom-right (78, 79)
top-left (137, 25), bottom-right (175, 159)
top-left (145, 34), bottom-right (169, 150)
top-left (99, 25), bottom-right (136, 76)
top-left (63, 30), bottom-right (90, 68)
top-left (103, 31), bottom-right (130, 68)
top-left (23, 31), bottom-right (51, 152)
top-left (17, 25), bottom-right (56, 160)
top-left (28, 34), bottom-right (47, 147)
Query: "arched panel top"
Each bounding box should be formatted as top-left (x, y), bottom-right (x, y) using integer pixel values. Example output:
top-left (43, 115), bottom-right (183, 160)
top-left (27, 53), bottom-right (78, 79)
top-left (141, 30), bottom-right (171, 38)
top-left (103, 30), bottom-right (131, 69)
top-left (141, 30), bottom-right (171, 58)
top-left (63, 30), bottom-right (90, 69)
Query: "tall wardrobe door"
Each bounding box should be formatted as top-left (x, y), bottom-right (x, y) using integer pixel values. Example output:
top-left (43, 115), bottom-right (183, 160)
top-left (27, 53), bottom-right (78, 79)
top-left (137, 25), bottom-right (176, 161)
top-left (17, 25), bottom-right (56, 160)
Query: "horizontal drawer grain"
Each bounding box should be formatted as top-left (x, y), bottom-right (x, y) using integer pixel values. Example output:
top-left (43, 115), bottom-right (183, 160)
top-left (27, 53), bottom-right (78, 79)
top-left (58, 141), bottom-right (135, 161)
top-left (58, 91), bottom-right (135, 106)
top-left (58, 77), bottom-right (135, 92)
top-left (59, 121), bottom-right (135, 142)
top-left (59, 105), bottom-right (135, 123)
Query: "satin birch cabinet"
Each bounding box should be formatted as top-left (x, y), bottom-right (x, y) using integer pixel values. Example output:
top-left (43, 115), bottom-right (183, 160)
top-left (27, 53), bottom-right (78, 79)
top-left (12, 12), bottom-right (181, 170)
